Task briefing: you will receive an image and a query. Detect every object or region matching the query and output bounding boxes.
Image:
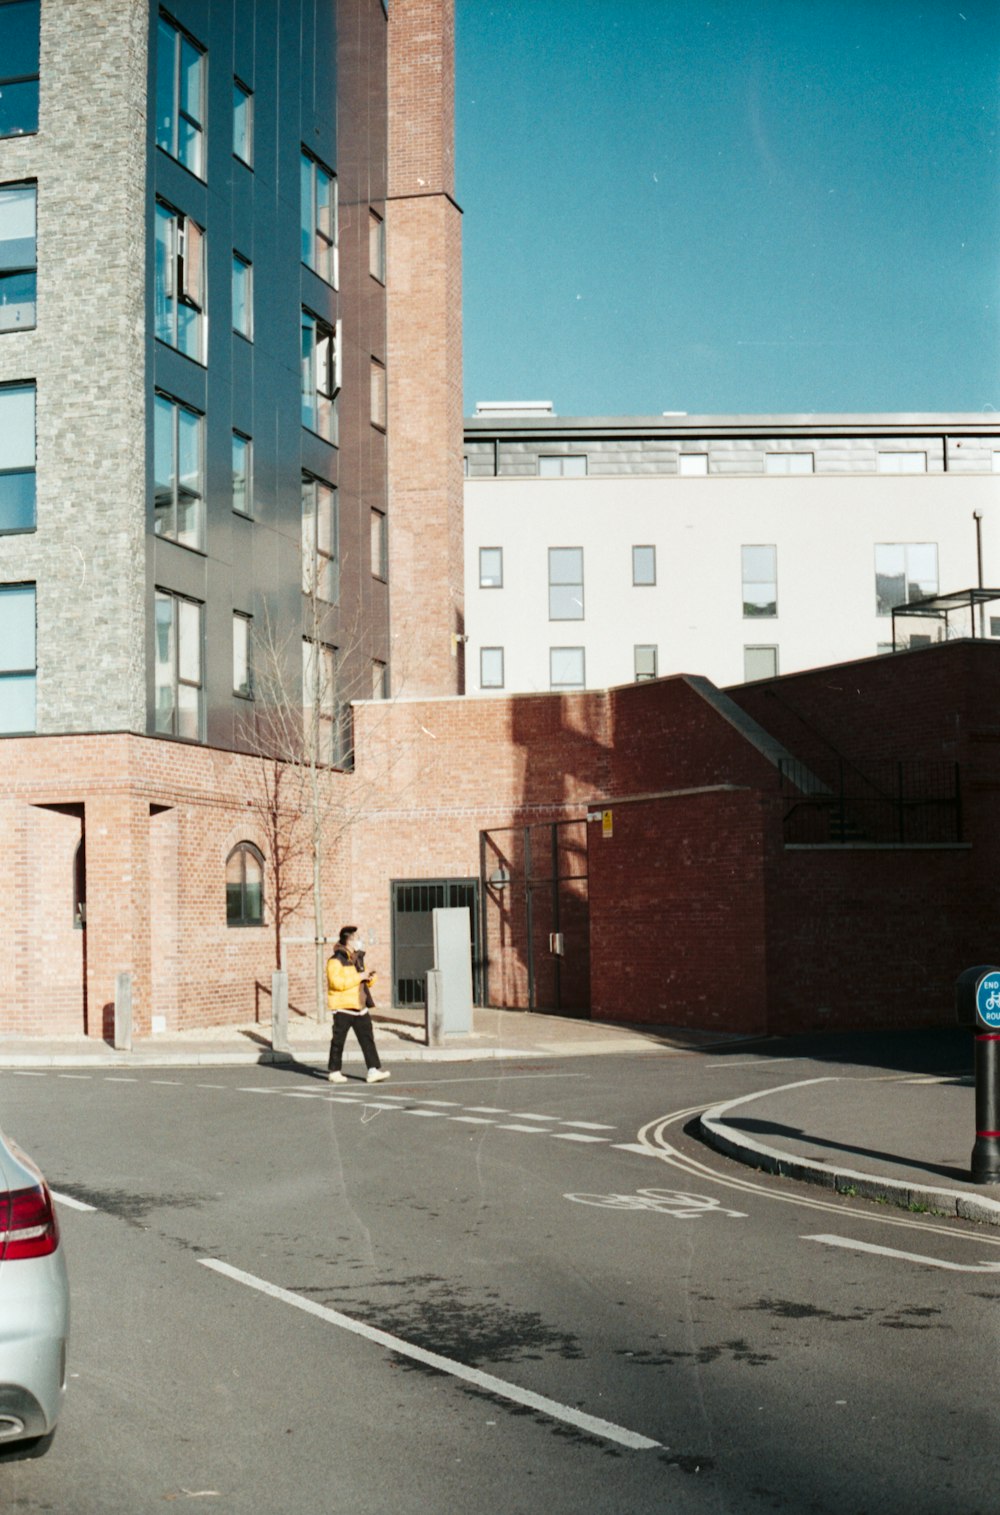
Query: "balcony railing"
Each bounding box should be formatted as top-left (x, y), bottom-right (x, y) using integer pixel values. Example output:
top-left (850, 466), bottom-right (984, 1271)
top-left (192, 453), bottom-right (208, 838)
top-left (779, 758), bottom-right (961, 846)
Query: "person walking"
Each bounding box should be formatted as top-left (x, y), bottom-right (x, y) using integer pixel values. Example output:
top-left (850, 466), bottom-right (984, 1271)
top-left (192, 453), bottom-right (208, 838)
top-left (326, 925), bottom-right (390, 1084)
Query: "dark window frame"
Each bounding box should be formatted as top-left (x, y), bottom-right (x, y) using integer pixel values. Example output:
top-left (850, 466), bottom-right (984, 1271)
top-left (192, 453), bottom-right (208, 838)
top-left (226, 842), bottom-right (265, 927)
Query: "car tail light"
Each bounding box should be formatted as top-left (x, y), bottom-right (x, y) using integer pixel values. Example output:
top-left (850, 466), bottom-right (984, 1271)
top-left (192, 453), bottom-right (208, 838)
top-left (0, 1183), bottom-right (60, 1261)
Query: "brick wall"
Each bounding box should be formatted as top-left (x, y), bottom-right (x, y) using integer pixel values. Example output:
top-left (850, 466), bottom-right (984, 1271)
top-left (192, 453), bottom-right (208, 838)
top-left (386, 0), bottom-right (464, 697)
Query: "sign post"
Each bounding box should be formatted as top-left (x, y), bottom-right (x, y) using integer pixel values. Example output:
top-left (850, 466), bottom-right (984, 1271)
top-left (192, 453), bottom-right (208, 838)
top-left (956, 966), bottom-right (1000, 1184)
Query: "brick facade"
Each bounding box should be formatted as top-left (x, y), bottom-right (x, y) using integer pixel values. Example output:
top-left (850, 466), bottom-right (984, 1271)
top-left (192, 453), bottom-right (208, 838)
top-left (386, 0), bottom-right (464, 698)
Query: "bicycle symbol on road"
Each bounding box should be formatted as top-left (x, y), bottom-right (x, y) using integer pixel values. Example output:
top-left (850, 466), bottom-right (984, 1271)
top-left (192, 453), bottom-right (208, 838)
top-left (565, 1187), bottom-right (747, 1220)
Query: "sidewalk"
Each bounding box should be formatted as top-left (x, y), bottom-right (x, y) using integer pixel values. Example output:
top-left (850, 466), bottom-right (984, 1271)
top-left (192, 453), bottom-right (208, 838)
top-left (699, 1068), bottom-right (1000, 1226)
top-left (0, 1005), bottom-right (733, 1070)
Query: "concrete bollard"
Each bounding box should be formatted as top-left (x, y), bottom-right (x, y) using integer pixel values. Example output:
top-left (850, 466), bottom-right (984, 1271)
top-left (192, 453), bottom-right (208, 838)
top-left (114, 972), bottom-right (133, 1053)
top-left (426, 969), bottom-right (444, 1047)
top-left (271, 970), bottom-right (290, 1058)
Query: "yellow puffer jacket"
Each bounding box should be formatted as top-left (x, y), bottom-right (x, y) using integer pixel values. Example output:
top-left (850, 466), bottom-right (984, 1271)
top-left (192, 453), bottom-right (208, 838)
top-left (327, 949), bottom-right (370, 1012)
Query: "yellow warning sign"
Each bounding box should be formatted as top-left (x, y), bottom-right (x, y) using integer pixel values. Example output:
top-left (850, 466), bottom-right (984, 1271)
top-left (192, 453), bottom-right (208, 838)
top-left (602, 809), bottom-right (613, 839)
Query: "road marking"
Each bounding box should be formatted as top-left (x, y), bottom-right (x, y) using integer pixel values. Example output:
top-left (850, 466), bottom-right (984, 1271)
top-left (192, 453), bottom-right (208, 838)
top-left (404, 1109), bottom-right (447, 1117)
top-left (282, 1092), bottom-right (324, 1099)
top-left (237, 1087), bottom-right (280, 1095)
top-left (451, 1116), bottom-right (495, 1125)
top-left (613, 1142), bottom-right (661, 1156)
top-left (196, 1084), bottom-right (226, 1090)
top-left (150, 1080), bottom-right (182, 1086)
top-left (567, 1189), bottom-right (747, 1219)
top-left (511, 1112), bottom-right (558, 1122)
top-left (12, 1071), bottom-right (47, 1077)
top-left (499, 1123), bottom-right (549, 1134)
top-left (52, 1191), bottom-right (97, 1212)
top-left (466, 1106), bottom-right (507, 1114)
top-left (105, 1076), bottom-right (138, 1082)
top-left (551, 1132), bottom-right (608, 1144)
top-left (199, 1258), bottom-right (660, 1452)
top-left (416, 1099), bottom-right (460, 1107)
top-left (559, 1120), bottom-right (615, 1131)
top-left (803, 1234), bottom-right (1000, 1273)
top-left (57, 1074), bottom-right (91, 1080)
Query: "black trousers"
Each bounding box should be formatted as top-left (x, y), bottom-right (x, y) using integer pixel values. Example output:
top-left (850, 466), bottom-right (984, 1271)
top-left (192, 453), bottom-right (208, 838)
top-left (328, 1011), bottom-right (381, 1072)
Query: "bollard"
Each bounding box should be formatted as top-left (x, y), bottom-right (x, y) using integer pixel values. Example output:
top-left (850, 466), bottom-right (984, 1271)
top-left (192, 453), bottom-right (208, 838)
top-left (114, 972), bottom-right (133, 1053)
top-left (271, 969), bottom-right (290, 1058)
top-left (426, 969), bottom-right (444, 1047)
top-left (955, 965), bottom-right (1000, 1183)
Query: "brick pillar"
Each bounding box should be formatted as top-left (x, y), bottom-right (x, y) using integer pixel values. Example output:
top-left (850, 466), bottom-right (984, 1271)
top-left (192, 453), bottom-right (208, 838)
top-left (84, 794), bottom-right (151, 1039)
top-left (387, 0), bottom-right (465, 697)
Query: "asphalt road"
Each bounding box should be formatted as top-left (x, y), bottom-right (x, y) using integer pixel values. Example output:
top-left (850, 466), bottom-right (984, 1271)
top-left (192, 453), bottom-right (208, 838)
top-left (0, 1045), bottom-right (996, 1514)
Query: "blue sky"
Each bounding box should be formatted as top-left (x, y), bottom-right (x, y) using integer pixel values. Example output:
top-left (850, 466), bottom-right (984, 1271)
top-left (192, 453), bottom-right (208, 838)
top-left (456, 0), bottom-right (1000, 416)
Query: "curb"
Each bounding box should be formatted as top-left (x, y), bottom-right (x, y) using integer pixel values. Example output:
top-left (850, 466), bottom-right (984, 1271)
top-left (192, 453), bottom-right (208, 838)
top-left (699, 1078), bottom-right (1000, 1228)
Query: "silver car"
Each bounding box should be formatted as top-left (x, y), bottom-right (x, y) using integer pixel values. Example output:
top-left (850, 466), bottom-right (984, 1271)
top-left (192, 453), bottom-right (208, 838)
top-left (0, 1131), bottom-right (69, 1450)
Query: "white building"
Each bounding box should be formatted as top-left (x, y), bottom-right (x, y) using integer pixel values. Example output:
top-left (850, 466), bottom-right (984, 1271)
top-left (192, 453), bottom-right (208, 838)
top-left (463, 409), bottom-right (1000, 692)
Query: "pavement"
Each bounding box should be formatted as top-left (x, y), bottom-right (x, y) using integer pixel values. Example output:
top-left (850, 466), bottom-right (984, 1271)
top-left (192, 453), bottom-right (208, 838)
top-left (2, 1008), bottom-right (997, 1224)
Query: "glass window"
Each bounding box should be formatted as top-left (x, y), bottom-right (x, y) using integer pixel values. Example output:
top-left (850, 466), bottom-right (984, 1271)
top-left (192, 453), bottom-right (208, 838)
top-left (302, 638), bottom-right (349, 767)
top-left (371, 509), bottom-right (387, 580)
top-left (300, 150), bottom-right (338, 286)
top-left (371, 359), bottom-right (386, 429)
top-left (742, 544), bottom-right (777, 617)
top-left (369, 210), bottom-right (386, 282)
top-left (233, 80), bottom-right (252, 166)
top-left (233, 613), bottom-right (252, 697)
top-left (744, 645), bottom-right (778, 682)
top-left (226, 843), bottom-right (264, 926)
top-left (678, 453), bottom-right (708, 476)
top-left (0, 582), bottom-right (35, 732)
top-left (301, 474), bottom-right (338, 602)
top-left (156, 14), bottom-right (206, 177)
top-left (634, 645), bottom-right (658, 681)
top-left (301, 309), bottom-right (339, 443)
top-left (765, 453), bottom-right (814, 474)
top-left (878, 451), bottom-right (927, 474)
top-left (632, 545), bottom-right (655, 586)
top-left (480, 647), bottom-right (504, 689)
top-left (154, 590), bottom-right (203, 740)
top-left (154, 201), bottom-right (206, 363)
top-left (154, 393), bottom-right (204, 550)
top-left (548, 546), bottom-right (583, 620)
top-left (550, 646), bottom-right (585, 690)
top-left (479, 547), bottom-right (503, 588)
top-left (0, 382), bottom-right (35, 531)
top-left (992, 451), bottom-right (1000, 474)
top-left (232, 432), bottom-right (252, 516)
top-left (874, 544), bottom-right (938, 615)
top-left (0, 2), bottom-right (39, 139)
top-left (538, 455), bottom-right (587, 477)
top-left (0, 181), bottom-right (35, 330)
top-left (232, 252), bottom-right (252, 338)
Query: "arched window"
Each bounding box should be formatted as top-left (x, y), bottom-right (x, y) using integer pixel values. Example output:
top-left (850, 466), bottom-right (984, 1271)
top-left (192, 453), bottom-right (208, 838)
top-left (226, 843), bottom-right (264, 926)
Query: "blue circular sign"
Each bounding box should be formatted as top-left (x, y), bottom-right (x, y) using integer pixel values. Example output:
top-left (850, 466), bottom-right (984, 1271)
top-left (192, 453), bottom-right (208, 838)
top-left (977, 973), bottom-right (1000, 1027)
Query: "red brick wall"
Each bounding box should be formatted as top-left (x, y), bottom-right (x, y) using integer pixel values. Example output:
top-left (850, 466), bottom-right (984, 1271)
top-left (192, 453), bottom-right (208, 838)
top-left (386, 0), bottom-right (464, 697)
top-left (588, 789), bottom-right (770, 1033)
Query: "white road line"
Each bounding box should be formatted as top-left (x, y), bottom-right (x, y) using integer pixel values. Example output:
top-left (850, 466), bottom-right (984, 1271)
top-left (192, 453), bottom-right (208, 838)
top-left (282, 1092), bottom-right (324, 1099)
top-left (52, 1191), bottom-right (97, 1212)
top-left (238, 1087), bottom-right (279, 1095)
top-left (12, 1071), bottom-right (47, 1077)
top-left (804, 1234), bottom-right (1000, 1274)
top-left (197, 1084), bottom-right (225, 1090)
top-left (511, 1113), bottom-right (558, 1122)
top-left (199, 1258), bottom-right (660, 1452)
top-left (450, 1116), bottom-right (495, 1125)
top-left (106, 1076), bottom-right (138, 1082)
top-left (613, 1143), bottom-right (661, 1156)
top-left (57, 1074), bottom-right (91, 1080)
top-left (551, 1133), bottom-right (608, 1144)
top-left (404, 1109), bottom-right (447, 1118)
top-left (417, 1099), bottom-right (460, 1107)
top-left (150, 1080), bottom-right (182, 1086)
top-left (499, 1124), bottom-right (549, 1134)
top-left (559, 1120), bottom-right (615, 1131)
top-left (465, 1106), bottom-right (507, 1114)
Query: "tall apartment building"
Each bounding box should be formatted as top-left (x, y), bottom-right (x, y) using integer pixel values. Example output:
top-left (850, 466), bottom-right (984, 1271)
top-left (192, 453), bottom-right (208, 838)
top-left (464, 409), bottom-right (1000, 693)
top-left (0, 0), bottom-right (463, 1036)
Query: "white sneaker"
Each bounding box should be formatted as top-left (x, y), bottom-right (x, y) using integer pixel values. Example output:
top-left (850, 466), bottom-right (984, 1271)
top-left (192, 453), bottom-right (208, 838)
top-left (366, 1067), bottom-right (390, 1084)
top-left (327, 1070), bottom-right (347, 1083)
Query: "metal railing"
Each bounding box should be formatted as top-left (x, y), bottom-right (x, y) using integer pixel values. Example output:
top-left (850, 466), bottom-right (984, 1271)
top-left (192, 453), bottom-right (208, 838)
top-left (779, 758), bottom-right (962, 845)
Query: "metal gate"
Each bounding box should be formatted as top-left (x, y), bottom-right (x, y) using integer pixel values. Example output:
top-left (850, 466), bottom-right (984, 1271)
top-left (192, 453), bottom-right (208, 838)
top-left (479, 819), bottom-right (589, 1015)
top-left (390, 878), bottom-right (483, 1008)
